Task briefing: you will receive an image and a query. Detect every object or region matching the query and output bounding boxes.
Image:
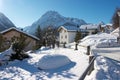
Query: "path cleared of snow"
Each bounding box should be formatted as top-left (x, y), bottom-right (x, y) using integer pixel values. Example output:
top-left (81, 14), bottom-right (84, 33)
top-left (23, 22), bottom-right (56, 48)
top-left (0, 48), bottom-right (89, 80)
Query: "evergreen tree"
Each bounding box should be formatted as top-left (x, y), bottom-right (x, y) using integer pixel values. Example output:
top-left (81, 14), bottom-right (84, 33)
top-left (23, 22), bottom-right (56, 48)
top-left (111, 7), bottom-right (120, 29)
top-left (74, 31), bottom-right (82, 43)
top-left (74, 31), bottom-right (82, 50)
top-left (35, 25), bottom-right (43, 49)
top-left (11, 34), bottom-right (29, 60)
top-left (35, 25), bottom-right (42, 39)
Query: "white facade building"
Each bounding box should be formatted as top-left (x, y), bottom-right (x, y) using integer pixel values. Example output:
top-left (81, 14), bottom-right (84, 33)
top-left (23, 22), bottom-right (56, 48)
top-left (58, 26), bottom-right (78, 44)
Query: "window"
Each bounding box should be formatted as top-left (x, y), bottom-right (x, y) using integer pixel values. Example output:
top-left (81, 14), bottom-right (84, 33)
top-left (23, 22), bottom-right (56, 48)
top-left (64, 30), bottom-right (66, 33)
top-left (65, 35), bottom-right (67, 39)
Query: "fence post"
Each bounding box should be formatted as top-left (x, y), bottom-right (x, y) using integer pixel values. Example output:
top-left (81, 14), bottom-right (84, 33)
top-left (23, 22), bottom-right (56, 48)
top-left (79, 56), bottom-right (95, 80)
top-left (86, 46), bottom-right (90, 55)
top-left (75, 43), bottom-right (78, 50)
top-left (87, 55), bottom-right (94, 75)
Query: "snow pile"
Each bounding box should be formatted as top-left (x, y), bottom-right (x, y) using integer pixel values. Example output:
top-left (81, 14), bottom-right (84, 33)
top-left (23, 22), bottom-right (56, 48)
top-left (40, 46), bottom-right (50, 51)
top-left (79, 33), bottom-right (117, 48)
top-left (0, 66), bottom-right (32, 80)
top-left (0, 46), bottom-right (15, 61)
top-left (95, 39), bottom-right (120, 48)
top-left (85, 56), bottom-right (120, 80)
top-left (35, 46), bottom-right (51, 54)
top-left (66, 42), bottom-right (76, 48)
top-left (111, 27), bottom-right (119, 37)
top-left (36, 54), bottom-right (71, 69)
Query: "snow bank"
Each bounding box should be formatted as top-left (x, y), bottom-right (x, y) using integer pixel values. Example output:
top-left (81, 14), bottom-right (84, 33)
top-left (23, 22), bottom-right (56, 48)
top-left (40, 46), bottom-right (50, 51)
top-left (95, 39), bottom-right (120, 48)
top-left (0, 66), bottom-right (32, 80)
top-left (79, 33), bottom-right (117, 47)
top-left (85, 56), bottom-right (120, 80)
top-left (0, 46), bottom-right (15, 61)
top-left (36, 54), bottom-right (71, 69)
top-left (66, 42), bottom-right (76, 48)
top-left (111, 27), bottom-right (119, 37)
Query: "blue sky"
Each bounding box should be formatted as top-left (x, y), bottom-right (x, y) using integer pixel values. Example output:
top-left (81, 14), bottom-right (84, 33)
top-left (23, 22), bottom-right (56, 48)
top-left (0, 0), bottom-right (120, 28)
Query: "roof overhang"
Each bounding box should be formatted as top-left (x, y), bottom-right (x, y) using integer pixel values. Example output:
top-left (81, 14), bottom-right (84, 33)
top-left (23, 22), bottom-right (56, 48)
top-left (0, 27), bottom-right (40, 41)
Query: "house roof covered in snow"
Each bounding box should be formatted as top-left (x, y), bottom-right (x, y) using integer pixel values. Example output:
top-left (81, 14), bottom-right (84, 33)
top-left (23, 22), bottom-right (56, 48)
top-left (58, 25), bottom-right (79, 32)
top-left (80, 24), bottom-right (99, 30)
top-left (64, 26), bottom-right (79, 31)
top-left (0, 27), bottom-right (40, 40)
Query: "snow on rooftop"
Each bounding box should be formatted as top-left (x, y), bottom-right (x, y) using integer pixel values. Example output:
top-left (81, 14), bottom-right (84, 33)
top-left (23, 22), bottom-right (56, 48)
top-left (0, 27), bottom-right (39, 40)
top-left (80, 24), bottom-right (99, 30)
top-left (63, 26), bottom-right (79, 31)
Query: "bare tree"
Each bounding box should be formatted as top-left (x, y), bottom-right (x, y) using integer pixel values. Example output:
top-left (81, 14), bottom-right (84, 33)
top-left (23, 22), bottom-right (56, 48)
top-left (111, 7), bottom-right (120, 29)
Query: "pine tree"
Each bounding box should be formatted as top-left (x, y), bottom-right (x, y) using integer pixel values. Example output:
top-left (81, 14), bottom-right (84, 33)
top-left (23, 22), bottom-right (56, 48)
top-left (74, 31), bottom-right (82, 43)
top-left (74, 31), bottom-right (82, 50)
top-left (11, 34), bottom-right (29, 60)
top-left (35, 25), bottom-right (42, 39)
top-left (111, 7), bottom-right (120, 29)
top-left (35, 25), bottom-right (43, 48)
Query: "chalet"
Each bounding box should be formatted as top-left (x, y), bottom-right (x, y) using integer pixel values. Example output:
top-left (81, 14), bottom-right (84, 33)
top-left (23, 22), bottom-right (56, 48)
top-left (58, 25), bottom-right (87, 44)
top-left (80, 23), bottom-right (113, 34)
top-left (80, 24), bottom-right (99, 35)
top-left (0, 27), bottom-right (39, 51)
top-left (58, 25), bottom-right (77, 44)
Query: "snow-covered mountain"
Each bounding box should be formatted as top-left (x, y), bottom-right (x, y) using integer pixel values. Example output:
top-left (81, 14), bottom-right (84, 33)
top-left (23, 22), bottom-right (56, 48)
top-left (0, 12), bottom-right (15, 31)
top-left (24, 11), bottom-right (87, 34)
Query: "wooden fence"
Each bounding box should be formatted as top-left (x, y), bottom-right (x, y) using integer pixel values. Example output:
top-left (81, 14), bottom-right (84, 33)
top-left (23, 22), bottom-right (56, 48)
top-left (79, 56), bottom-right (96, 80)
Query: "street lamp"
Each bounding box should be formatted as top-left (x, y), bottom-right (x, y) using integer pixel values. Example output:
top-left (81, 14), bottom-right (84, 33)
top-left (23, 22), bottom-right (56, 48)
top-left (117, 11), bottom-right (120, 43)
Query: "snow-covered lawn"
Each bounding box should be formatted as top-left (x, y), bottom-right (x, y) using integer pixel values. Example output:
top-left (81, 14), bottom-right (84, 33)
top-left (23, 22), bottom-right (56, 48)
top-left (1, 32), bottom-right (120, 80)
top-left (0, 47), bottom-right (89, 80)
